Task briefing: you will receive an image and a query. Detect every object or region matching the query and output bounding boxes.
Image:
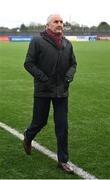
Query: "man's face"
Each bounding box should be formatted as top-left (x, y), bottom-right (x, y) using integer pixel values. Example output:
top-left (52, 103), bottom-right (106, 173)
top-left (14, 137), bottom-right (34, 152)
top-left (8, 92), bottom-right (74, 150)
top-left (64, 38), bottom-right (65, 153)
top-left (47, 15), bottom-right (64, 34)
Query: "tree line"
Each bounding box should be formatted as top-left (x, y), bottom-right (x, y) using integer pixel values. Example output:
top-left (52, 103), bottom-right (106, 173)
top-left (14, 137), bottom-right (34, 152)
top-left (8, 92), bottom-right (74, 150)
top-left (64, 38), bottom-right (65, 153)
top-left (0, 21), bottom-right (110, 35)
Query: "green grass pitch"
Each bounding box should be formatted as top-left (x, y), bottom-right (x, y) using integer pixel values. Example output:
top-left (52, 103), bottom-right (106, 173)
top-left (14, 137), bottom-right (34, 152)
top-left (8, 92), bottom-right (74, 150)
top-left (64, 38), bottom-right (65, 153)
top-left (0, 41), bottom-right (110, 179)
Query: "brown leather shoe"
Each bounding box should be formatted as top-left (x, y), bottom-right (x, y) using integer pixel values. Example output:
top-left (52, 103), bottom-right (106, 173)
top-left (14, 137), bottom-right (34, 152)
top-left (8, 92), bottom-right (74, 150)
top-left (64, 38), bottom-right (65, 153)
top-left (58, 162), bottom-right (74, 174)
top-left (23, 133), bottom-right (32, 155)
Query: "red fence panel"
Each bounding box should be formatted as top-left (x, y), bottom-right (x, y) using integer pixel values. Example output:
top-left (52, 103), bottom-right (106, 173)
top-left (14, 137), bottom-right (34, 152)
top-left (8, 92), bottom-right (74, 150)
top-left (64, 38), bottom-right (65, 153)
top-left (0, 36), bottom-right (9, 42)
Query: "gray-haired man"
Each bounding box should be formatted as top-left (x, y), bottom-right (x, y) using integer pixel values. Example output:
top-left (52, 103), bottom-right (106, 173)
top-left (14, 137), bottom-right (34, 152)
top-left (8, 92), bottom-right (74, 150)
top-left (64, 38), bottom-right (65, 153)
top-left (23, 14), bottom-right (77, 173)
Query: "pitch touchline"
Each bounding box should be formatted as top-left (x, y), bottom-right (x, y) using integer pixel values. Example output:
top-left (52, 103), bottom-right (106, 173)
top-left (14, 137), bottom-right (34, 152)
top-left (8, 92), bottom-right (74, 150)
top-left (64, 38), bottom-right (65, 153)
top-left (0, 122), bottom-right (98, 179)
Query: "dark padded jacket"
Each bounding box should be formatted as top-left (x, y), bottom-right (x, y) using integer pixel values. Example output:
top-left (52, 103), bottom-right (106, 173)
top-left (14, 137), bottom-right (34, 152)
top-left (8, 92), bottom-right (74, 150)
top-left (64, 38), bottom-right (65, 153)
top-left (24, 32), bottom-right (77, 97)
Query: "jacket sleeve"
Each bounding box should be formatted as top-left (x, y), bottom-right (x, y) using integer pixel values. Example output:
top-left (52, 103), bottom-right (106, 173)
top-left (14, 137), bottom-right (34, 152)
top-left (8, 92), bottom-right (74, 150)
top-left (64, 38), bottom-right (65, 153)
top-left (24, 38), bottom-right (48, 81)
top-left (65, 43), bottom-right (77, 82)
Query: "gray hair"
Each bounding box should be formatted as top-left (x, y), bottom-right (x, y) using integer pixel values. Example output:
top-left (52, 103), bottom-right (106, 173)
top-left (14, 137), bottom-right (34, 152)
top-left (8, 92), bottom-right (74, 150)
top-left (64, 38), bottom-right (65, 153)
top-left (47, 14), bottom-right (63, 24)
top-left (47, 15), bottom-right (54, 24)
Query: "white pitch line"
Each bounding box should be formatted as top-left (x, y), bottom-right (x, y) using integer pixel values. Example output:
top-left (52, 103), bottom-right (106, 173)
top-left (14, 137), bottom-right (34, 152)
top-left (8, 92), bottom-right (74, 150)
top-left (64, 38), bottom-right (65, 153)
top-left (0, 122), bottom-right (98, 179)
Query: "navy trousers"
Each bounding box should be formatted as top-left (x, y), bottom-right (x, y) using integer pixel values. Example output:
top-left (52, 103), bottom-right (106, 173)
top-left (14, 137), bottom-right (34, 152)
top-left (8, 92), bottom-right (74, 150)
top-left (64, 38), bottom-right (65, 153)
top-left (25, 97), bottom-right (68, 163)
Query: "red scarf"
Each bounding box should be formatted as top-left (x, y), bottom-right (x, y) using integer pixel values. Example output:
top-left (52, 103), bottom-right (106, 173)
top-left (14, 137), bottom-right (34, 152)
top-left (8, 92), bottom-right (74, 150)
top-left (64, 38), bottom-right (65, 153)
top-left (46, 29), bottom-right (63, 49)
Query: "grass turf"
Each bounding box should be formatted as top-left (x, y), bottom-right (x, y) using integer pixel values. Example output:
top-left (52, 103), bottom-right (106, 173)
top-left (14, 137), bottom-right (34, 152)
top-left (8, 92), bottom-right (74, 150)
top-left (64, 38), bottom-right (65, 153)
top-left (0, 41), bottom-right (110, 179)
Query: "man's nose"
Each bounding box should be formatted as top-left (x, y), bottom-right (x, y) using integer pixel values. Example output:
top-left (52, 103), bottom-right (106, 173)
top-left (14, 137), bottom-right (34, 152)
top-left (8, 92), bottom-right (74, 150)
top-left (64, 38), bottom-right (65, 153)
top-left (58, 21), bottom-right (63, 26)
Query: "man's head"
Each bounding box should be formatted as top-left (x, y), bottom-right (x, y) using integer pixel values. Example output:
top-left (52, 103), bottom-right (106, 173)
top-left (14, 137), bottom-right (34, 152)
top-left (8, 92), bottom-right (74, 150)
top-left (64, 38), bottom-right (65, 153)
top-left (46, 14), bottom-right (64, 34)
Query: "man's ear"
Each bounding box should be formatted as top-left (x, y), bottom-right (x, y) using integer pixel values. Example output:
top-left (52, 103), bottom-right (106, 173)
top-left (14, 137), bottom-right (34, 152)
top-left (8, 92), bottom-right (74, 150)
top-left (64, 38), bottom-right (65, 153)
top-left (45, 24), bottom-right (49, 30)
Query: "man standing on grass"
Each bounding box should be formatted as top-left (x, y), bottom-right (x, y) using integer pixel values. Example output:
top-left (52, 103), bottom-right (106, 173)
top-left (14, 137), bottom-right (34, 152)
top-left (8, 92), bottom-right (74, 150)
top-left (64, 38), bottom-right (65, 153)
top-left (23, 14), bottom-right (77, 173)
